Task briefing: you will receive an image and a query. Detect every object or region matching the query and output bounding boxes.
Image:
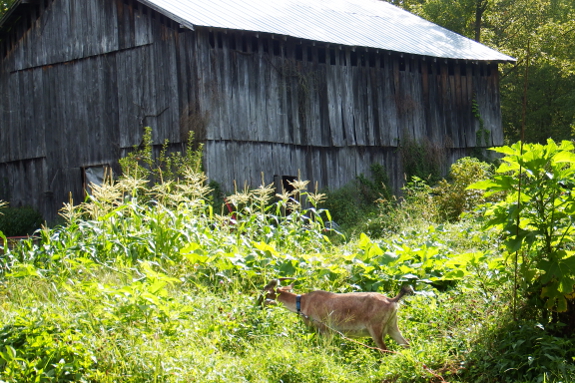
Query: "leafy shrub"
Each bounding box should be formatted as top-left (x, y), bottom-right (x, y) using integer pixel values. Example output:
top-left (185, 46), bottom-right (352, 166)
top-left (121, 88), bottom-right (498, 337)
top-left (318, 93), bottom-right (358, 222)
top-left (118, 126), bottom-right (203, 191)
top-left (365, 176), bottom-right (438, 236)
top-left (0, 316), bottom-right (95, 382)
top-left (355, 163), bottom-right (392, 203)
top-left (0, 205), bottom-right (43, 237)
top-left (400, 137), bottom-right (445, 184)
top-left (433, 157), bottom-right (493, 222)
top-left (322, 163), bottom-right (391, 234)
top-left (465, 320), bottom-right (575, 383)
top-left (470, 140), bottom-right (575, 317)
top-left (321, 183), bottom-right (369, 233)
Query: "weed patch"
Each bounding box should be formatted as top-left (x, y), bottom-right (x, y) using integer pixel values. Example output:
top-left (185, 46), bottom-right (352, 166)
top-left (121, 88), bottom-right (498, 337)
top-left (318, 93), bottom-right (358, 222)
top-left (1, 136), bottom-right (574, 382)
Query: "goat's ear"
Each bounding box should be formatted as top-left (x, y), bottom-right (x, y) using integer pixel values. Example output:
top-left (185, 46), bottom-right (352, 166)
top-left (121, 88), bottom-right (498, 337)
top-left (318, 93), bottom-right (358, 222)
top-left (257, 279), bottom-right (279, 307)
top-left (262, 279), bottom-right (279, 291)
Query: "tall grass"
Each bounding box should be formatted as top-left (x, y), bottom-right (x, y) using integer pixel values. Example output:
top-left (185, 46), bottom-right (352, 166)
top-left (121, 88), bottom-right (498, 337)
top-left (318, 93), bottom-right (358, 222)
top-left (0, 145), bottom-right (573, 382)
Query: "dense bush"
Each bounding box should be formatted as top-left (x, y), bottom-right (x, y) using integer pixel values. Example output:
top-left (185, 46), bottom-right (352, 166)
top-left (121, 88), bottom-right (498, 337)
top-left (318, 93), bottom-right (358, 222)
top-left (321, 163), bottom-right (391, 235)
top-left (433, 157), bottom-right (493, 222)
top-left (362, 157), bottom-right (494, 237)
top-left (465, 319), bottom-right (575, 382)
top-left (400, 137), bottom-right (445, 184)
top-left (471, 139), bottom-right (575, 333)
top-left (364, 175), bottom-right (438, 237)
top-left (0, 205), bottom-right (43, 237)
top-left (0, 316), bottom-right (96, 382)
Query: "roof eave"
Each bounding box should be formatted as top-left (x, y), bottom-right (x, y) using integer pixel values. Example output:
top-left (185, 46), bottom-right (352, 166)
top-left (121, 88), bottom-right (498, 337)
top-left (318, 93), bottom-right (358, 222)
top-left (137, 0), bottom-right (195, 30)
top-left (0, 0), bottom-right (518, 64)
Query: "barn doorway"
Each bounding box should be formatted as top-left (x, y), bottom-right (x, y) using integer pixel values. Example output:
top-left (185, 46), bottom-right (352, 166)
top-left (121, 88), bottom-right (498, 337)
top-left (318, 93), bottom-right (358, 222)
top-left (274, 175), bottom-right (297, 195)
top-left (82, 164), bottom-right (111, 197)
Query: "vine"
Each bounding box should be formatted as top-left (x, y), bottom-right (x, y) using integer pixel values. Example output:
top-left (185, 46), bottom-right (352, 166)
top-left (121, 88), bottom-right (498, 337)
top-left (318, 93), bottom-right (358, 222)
top-left (399, 137), bottom-right (445, 184)
top-left (276, 58), bottom-right (322, 127)
top-left (472, 95), bottom-right (490, 147)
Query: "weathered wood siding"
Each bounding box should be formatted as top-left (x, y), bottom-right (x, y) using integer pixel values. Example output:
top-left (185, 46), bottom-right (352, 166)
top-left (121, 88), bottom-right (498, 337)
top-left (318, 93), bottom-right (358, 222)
top-left (0, 0), bottom-right (504, 221)
top-left (185, 28), bottom-right (502, 191)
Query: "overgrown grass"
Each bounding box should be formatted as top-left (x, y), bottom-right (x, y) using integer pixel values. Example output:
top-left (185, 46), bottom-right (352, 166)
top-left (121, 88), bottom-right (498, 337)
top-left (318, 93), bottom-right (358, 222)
top-left (0, 252), bottom-right (511, 382)
top-left (0, 149), bottom-right (573, 382)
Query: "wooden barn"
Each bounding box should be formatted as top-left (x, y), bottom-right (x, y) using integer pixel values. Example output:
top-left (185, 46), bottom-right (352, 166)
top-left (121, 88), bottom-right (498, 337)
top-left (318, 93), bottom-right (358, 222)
top-left (0, 0), bottom-right (515, 222)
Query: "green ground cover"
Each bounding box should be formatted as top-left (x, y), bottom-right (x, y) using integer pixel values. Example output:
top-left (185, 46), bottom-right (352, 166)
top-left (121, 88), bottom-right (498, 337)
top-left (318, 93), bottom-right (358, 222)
top-left (1, 139), bottom-right (574, 382)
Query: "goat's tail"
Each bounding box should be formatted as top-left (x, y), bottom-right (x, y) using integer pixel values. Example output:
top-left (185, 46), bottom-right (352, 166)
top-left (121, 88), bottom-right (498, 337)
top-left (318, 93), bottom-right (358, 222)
top-left (390, 285), bottom-right (414, 302)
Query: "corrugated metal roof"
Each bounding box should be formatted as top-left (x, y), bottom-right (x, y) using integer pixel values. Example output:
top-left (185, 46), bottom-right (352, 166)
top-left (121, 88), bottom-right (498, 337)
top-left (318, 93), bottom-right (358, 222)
top-left (140, 0), bottom-right (515, 62)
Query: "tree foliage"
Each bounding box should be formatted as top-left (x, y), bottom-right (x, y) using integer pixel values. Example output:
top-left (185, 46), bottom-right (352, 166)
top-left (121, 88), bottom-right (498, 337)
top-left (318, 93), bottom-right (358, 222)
top-left (0, 1), bottom-right (15, 18)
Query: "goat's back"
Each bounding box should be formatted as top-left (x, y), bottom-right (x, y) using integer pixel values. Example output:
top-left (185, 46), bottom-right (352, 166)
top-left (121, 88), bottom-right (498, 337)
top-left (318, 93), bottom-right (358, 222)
top-left (303, 291), bottom-right (398, 329)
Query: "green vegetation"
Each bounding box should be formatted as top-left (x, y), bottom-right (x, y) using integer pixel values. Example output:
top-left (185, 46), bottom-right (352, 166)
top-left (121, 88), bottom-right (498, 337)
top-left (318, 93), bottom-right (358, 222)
top-left (331, 156), bottom-right (494, 237)
top-left (471, 139), bottom-right (575, 325)
top-left (400, 138), bottom-right (445, 185)
top-left (0, 204), bottom-right (43, 237)
top-left (321, 163), bottom-right (391, 235)
top-left (434, 157), bottom-right (494, 222)
top-left (1, 139), bottom-right (575, 382)
top-left (0, 1), bottom-right (14, 16)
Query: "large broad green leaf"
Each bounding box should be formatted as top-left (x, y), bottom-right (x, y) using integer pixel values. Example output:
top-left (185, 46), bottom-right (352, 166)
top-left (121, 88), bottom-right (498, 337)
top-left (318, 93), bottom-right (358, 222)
top-left (253, 241), bottom-right (279, 257)
top-left (505, 236), bottom-right (524, 254)
top-left (519, 264), bottom-right (537, 283)
top-left (552, 151), bottom-right (575, 164)
top-left (476, 175), bottom-right (516, 197)
top-left (542, 283), bottom-right (569, 312)
top-left (491, 145), bottom-right (519, 156)
top-left (557, 140), bottom-right (575, 152)
top-left (467, 179), bottom-right (499, 191)
top-left (444, 252), bottom-right (476, 269)
top-left (559, 275), bottom-right (575, 295)
top-left (538, 255), bottom-right (575, 286)
top-left (379, 251), bottom-right (399, 265)
top-left (358, 233), bottom-right (372, 250)
top-left (497, 161), bottom-right (521, 174)
top-left (278, 258), bottom-right (298, 275)
top-left (180, 243), bottom-right (209, 264)
top-left (367, 243), bottom-right (384, 259)
top-left (441, 269), bottom-right (467, 280)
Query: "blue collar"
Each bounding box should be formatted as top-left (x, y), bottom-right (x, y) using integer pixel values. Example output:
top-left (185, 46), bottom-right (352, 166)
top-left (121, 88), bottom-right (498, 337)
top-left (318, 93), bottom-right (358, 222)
top-left (296, 295), bottom-right (302, 314)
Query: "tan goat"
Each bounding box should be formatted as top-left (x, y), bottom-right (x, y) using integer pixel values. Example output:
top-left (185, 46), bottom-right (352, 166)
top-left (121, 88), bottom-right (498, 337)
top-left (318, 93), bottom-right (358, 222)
top-left (260, 279), bottom-right (413, 351)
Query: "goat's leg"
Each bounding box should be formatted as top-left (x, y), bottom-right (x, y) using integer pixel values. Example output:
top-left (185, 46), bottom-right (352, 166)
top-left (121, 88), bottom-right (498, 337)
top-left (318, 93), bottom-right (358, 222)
top-left (309, 318), bottom-right (331, 335)
top-left (387, 318), bottom-right (409, 347)
top-left (367, 325), bottom-right (387, 351)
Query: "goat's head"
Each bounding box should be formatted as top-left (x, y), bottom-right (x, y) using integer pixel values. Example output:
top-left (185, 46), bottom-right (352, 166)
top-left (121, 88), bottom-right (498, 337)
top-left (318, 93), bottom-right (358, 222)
top-left (256, 278), bottom-right (295, 306)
